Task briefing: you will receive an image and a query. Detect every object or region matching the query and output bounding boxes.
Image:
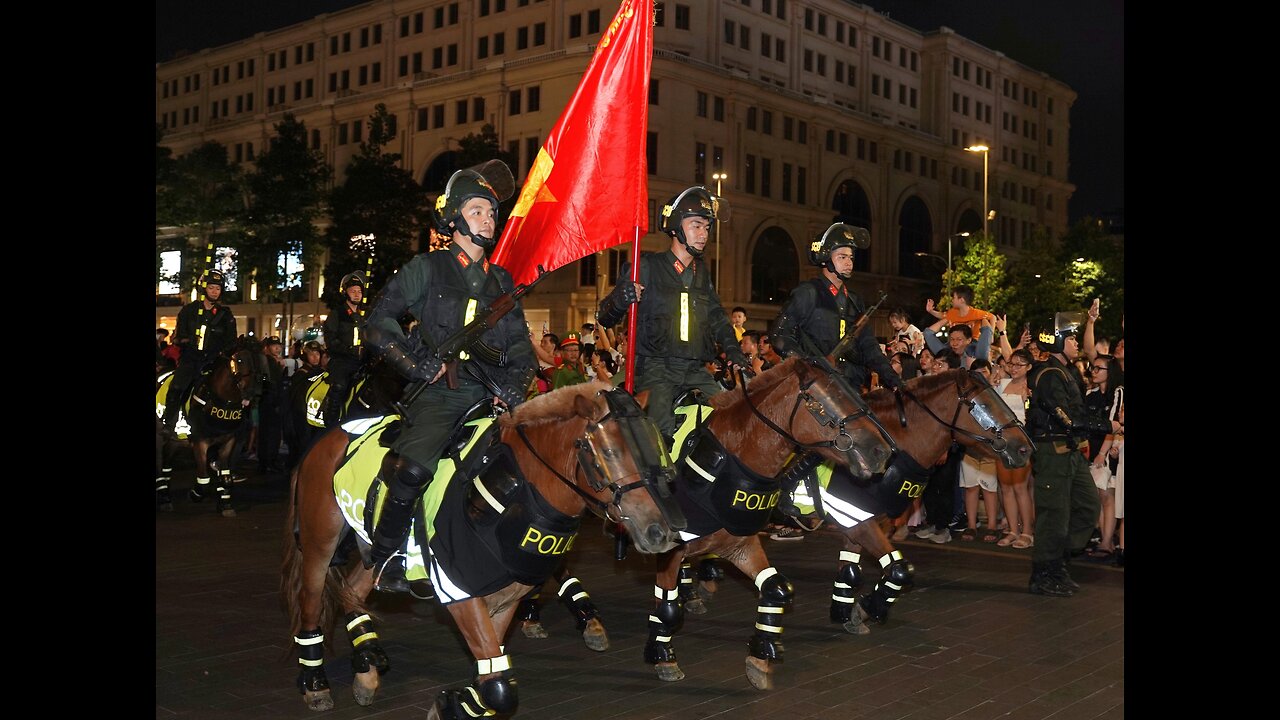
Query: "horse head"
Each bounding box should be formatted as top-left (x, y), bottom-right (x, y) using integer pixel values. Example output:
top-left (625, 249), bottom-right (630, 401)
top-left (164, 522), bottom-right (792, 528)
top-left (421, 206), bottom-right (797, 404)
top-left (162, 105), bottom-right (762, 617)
top-left (717, 356), bottom-right (895, 479)
top-left (501, 382), bottom-right (685, 555)
top-left (878, 368), bottom-right (1032, 468)
top-left (217, 348), bottom-right (263, 404)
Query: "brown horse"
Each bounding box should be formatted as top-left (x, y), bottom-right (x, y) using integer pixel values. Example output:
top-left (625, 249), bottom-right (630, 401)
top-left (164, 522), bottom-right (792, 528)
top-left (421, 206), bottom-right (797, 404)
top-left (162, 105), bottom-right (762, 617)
top-left (641, 356), bottom-right (897, 690)
top-left (280, 381), bottom-right (687, 717)
top-left (819, 368), bottom-right (1033, 635)
top-left (155, 347), bottom-right (263, 516)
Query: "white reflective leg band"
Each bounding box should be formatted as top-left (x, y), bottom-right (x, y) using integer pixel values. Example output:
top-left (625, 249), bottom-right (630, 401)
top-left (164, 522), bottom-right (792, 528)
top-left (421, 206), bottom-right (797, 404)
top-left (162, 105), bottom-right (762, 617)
top-left (832, 593), bottom-right (855, 603)
top-left (476, 654), bottom-right (511, 675)
top-left (295, 632), bottom-right (324, 666)
top-left (195, 477), bottom-right (211, 486)
top-left (345, 614), bottom-right (372, 631)
top-left (754, 567), bottom-right (778, 590)
top-left (840, 550), bottom-right (861, 564)
top-left (756, 605), bottom-right (784, 614)
top-left (684, 455), bottom-right (717, 482)
top-left (679, 291), bottom-right (689, 341)
top-left (754, 623), bottom-right (784, 633)
top-left (472, 477), bottom-right (506, 513)
top-left (558, 577), bottom-right (583, 597)
top-left (878, 551), bottom-right (903, 568)
top-left (648, 617), bottom-right (672, 643)
top-left (820, 488), bottom-right (875, 527)
top-left (655, 585), bottom-right (679, 601)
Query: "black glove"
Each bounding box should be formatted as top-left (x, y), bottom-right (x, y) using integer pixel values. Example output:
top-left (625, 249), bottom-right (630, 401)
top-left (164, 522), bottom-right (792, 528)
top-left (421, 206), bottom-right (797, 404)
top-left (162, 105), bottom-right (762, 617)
top-left (494, 381), bottom-right (526, 408)
top-left (383, 339), bottom-right (441, 383)
top-left (408, 356), bottom-right (443, 383)
top-left (725, 346), bottom-right (750, 369)
top-left (881, 372), bottom-right (907, 392)
top-left (598, 281), bottom-right (640, 328)
top-left (610, 281), bottom-right (640, 306)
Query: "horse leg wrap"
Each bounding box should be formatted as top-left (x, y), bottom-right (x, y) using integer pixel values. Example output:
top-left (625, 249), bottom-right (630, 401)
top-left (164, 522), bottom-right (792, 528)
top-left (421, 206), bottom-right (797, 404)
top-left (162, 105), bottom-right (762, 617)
top-left (294, 628), bottom-right (329, 694)
top-left (677, 562), bottom-right (697, 603)
top-left (189, 476), bottom-right (211, 502)
top-left (436, 670), bottom-right (518, 719)
top-left (748, 568), bottom-right (792, 661)
top-left (858, 552), bottom-right (913, 625)
top-left (830, 550), bottom-right (863, 624)
top-left (216, 468), bottom-right (233, 509)
top-left (156, 469), bottom-right (173, 504)
top-left (516, 592), bottom-right (542, 623)
top-left (557, 576), bottom-right (599, 631)
top-left (344, 611), bottom-right (389, 675)
top-left (697, 558), bottom-right (725, 582)
top-left (368, 456), bottom-right (434, 565)
top-left (644, 585), bottom-right (683, 664)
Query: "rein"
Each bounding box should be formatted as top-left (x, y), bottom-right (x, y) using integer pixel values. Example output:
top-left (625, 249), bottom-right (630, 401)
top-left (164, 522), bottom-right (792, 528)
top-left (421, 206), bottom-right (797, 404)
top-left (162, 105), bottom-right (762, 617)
top-left (735, 360), bottom-right (886, 457)
top-left (513, 416), bottom-right (649, 523)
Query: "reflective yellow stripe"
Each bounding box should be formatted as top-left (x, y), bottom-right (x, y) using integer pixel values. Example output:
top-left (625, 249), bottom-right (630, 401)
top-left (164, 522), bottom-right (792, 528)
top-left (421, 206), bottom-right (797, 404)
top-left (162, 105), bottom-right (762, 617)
top-left (197, 323), bottom-right (207, 351)
top-left (460, 298), bottom-right (478, 360)
top-left (353, 326), bottom-right (361, 347)
top-left (679, 291), bottom-right (689, 341)
top-left (840, 319), bottom-right (846, 338)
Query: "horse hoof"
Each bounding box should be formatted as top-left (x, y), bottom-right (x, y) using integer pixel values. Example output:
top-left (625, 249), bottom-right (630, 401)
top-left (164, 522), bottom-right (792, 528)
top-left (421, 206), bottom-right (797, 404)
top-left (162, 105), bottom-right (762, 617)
top-left (842, 619), bottom-right (871, 635)
top-left (302, 689), bottom-right (334, 712)
top-left (220, 506), bottom-right (237, 518)
top-left (352, 670), bottom-right (379, 706)
top-left (684, 597), bottom-right (707, 615)
top-left (158, 502), bottom-right (174, 512)
top-left (696, 583), bottom-right (717, 602)
top-left (582, 618), bottom-right (609, 652)
top-left (521, 621), bottom-right (548, 639)
top-left (654, 662), bottom-right (685, 682)
top-left (745, 656), bottom-right (773, 691)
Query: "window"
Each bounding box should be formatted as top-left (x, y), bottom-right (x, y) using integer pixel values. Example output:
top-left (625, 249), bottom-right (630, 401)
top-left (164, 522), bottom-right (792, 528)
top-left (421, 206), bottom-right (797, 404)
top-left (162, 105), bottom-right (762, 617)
top-left (569, 14), bottom-right (582, 38)
top-left (509, 89), bottom-right (521, 115)
top-left (311, 129), bottom-right (321, 149)
top-left (762, 33), bottom-right (772, 58)
top-left (527, 86), bottom-right (540, 111)
top-left (739, 26), bottom-right (749, 50)
top-left (338, 123), bottom-right (349, 145)
top-left (360, 27), bottom-right (369, 48)
top-left (649, 79), bottom-right (660, 105)
top-left (359, 66), bottom-right (368, 85)
top-left (433, 47), bottom-right (443, 69)
top-left (694, 142), bottom-right (706, 184)
top-left (724, 19), bottom-right (735, 44)
top-left (803, 49), bottom-right (812, 72)
top-left (762, 110), bottom-right (772, 135)
top-left (494, 32), bottom-right (504, 55)
top-left (534, 22), bottom-right (546, 45)
top-left (456, 100), bottom-right (468, 124)
top-left (783, 116), bottom-right (793, 141)
top-left (448, 44), bottom-right (457, 65)
top-left (647, 132), bottom-right (658, 174)
top-left (526, 136), bottom-right (541, 172)
top-left (400, 16), bottom-right (410, 37)
top-left (434, 7), bottom-right (444, 28)
top-left (675, 4), bottom-right (690, 29)
top-left (399, 56), bottom-right (409, 77)
top-left (433, 103), bottom-right (445, 127)
top-left (518, 26), bottom-right (529, 49)
top-left (479, 36), bottom-right (489, 59)
top-left (714, 96), bottom-right (724, 121)
top-left (588, 9), bottom-right (601, 33)
top-left (352, 119), bottom-right (363, 143)
top-left (746, 106), bottom-right (756, 131)
top-left (839, 133), bottom-right (848, 156)
top-left (417, 107), bottom-right (429, 131)
top-left (798, 166), bottom-right (807, 204)
top-left (782, 163), bottom-right (792, 201)
top-left (342, 32), bottom-right (351, 52)
top-left (473, 97), bottom-right (485, 122)
top-left (775, 38), bottom-right (784, 61)
top-left (744, 154), bottom-right (755, 194)
top-left (696, 91), bottom-right (708, 117)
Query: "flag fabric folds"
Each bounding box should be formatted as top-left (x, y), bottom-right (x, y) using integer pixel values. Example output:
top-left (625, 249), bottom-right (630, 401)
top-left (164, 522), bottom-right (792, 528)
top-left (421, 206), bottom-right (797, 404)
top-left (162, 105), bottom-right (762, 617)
top-left (490, 0), bottom-right (653, 286)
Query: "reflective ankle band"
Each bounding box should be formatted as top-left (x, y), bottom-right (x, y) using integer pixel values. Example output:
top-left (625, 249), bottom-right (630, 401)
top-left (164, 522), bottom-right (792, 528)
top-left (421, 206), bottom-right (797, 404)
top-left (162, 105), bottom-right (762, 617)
top-left (840, 550), bottom-right (861, 564)
top-left (754, 567), bottom-right (779, 590)
top-left (878, 550), bottom-right (903, 568)
top-left (654, 585), bottom-right (679, 601)
top-left (476, 654), bottom-right (510, 675)
top-left (295, 630), bottom-right (324, 666)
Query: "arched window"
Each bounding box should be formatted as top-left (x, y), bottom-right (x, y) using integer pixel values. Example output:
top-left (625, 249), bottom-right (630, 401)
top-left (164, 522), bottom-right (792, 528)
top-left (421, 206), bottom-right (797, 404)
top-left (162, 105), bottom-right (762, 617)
top-left (831, 179), bottom-right (872, 273)
top-left (750, 226), bottom-right (799, 304)
top-left (897, 196), bottom-right (933, 279)
top-left (956, 208), bottom-right (982, 236)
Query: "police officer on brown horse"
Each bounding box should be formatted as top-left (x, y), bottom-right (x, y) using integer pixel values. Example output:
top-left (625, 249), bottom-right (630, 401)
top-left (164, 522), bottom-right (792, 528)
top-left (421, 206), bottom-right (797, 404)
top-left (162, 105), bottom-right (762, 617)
top-left (321, 271), bottom-right (367, 427)
top-left (161, 269), bottom-right (237, 436)
top-left (363, 160), bottom-right (537, 593)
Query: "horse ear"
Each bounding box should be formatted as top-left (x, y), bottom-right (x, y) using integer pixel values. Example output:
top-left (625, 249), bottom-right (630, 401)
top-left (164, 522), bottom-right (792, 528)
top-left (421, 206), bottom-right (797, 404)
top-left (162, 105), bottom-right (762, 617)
top-left (574, 392), bottom-right (599, 421)
top-left (634, 389), bottom-right (651, 410)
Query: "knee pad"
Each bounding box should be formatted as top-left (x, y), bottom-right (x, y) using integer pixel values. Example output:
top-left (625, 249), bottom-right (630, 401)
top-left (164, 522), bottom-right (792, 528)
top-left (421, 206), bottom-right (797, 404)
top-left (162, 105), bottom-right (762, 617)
top-left (697, 558), bottom-right (725, 582)
top-left (387, 455), bottom-right (434, 502)
top-left (884, 559), bottom-right (914, 590)
top-left (756, 568), bottom-right (794, 606)
top-left (836, 555), bottom-right (864, 592)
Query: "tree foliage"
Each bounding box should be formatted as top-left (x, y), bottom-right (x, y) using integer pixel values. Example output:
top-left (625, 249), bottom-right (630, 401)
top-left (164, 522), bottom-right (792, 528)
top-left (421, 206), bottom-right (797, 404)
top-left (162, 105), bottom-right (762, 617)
top-left (155, 138), bottom-right (243, 291)
top-left (238, 114), bottom-right (331, 295)
top-left (942, 233), bottom-right (1012, 313)
top-left (325, 104), bottom-right (431, 311)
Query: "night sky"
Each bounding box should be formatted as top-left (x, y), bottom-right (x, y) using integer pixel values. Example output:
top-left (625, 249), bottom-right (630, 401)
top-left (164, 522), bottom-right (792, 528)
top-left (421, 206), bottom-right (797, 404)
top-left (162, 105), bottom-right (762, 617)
top-left (156, 0), bottom-right (1123, 225)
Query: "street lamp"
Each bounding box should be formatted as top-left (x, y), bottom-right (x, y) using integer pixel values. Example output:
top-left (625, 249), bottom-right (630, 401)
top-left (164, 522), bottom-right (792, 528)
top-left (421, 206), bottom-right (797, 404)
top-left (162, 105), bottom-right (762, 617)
top-left (711, 171), bottom-right (728, 289)
top-left (964, 145), bottom-right (989, 238)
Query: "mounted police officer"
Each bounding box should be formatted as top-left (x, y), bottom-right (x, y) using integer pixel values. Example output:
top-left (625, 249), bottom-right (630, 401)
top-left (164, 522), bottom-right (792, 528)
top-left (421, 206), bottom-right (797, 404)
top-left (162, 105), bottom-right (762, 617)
top-left (363, 160), bottom-right (537, 594)
top-left (1024, 320), bottom-right (1119, 597)
top-left (596, 185), bottom-right (749, 446)
top-left (321, 271), bottom-right (367, 427)
top-left (161, 269), bottom-right (237, 436)
top-left (769, 222), bottom-right (904, 393)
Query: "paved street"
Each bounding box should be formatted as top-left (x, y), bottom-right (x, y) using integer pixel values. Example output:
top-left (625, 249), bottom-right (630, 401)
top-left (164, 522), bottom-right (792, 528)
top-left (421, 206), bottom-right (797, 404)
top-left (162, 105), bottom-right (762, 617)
top-left (157, 465), bottom-right (1123, 720)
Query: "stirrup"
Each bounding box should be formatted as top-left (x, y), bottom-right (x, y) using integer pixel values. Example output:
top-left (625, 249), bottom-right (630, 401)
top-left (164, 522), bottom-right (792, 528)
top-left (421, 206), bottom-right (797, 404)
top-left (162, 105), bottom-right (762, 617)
top-left (372, 553), bottom-right (411, 594)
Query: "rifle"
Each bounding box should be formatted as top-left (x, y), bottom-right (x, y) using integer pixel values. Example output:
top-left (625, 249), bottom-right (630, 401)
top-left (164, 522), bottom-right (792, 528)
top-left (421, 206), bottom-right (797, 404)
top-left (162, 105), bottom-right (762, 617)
top-left (393, 265), bottom-right (547, 421)
top-left (828, 290), bottom-right (889, 363)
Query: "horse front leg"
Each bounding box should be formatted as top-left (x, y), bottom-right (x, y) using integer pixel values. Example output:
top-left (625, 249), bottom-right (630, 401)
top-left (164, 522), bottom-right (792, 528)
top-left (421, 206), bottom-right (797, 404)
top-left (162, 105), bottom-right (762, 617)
top-left (830, 531), bottom-right (871, 635)
top-left (155, 419), bottom-right (173, 511)
top-left (714, 535), bottom-right (792, 691)
top-left (646, 546), bottom-right (687, 682)
top-left (211, 435), bottom-right (237, 517)
top-left (429, 598), bottom-right (518, 720)
top-left (188, 440), bottom-right (214, 507)
top-left (553, 570), bottom-right (608, 652)
top-left (848, 521), bottom-right (914, 631)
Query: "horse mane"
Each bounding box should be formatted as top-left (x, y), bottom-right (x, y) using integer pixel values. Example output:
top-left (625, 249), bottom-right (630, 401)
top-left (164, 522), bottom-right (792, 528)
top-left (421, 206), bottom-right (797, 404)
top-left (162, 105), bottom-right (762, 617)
top-left (498, 380), bottom-right (614, 428)
top-left (707, 356), bottom-right (803, 411)
top-left (865, 369), bottom-right (965, 413)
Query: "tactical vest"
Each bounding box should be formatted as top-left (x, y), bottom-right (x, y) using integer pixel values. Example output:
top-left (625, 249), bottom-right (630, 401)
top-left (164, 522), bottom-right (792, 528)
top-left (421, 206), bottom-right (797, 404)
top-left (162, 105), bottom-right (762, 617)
top-left (632, 252), bottom-right (719, 361)
top-left (324, 306), bottom-right (363, 361)
top-left (1026, 359), bottom-right (1077, 437)
top-left (411, 250), bottom-right (520, 360)
top-left (177, 300), bottom-right (236, 359)
top-left (797, 278), bottom-right (865, 355)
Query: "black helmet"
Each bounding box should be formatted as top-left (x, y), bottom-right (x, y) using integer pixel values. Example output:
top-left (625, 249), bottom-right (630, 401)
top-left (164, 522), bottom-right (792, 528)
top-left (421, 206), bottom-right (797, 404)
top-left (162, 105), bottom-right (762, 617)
top-left (302, 340), bottom-right (324, 354)
top-left (433, 160), bottom-right (516, 250)
top-left (808, 223), bottom-right (871, 270)
top-left (340, 271), bottom-right (366, 291)
top-left (1037, 311), bottom-right (1084, 355)
top-left (1035, 327), bottom-right (1066, 354)
top-left (659, 186), bottom-right (720, 256)
top-left (201, 269), bottom-right (226, 290)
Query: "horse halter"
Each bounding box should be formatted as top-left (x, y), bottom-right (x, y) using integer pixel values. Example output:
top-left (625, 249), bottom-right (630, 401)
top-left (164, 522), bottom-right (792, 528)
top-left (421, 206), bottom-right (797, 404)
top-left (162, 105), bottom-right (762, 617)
top-left (517, 389), bottom-right (685, 529)
top-left (737, 359), bottom-right (898, 459)
top-left (902, 369), bottom-right (1026, 453)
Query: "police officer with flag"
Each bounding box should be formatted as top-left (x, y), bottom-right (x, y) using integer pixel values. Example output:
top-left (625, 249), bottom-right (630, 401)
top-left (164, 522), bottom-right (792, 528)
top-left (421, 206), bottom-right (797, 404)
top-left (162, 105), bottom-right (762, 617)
top-left (161, 269), bottom-right (237, 435)
top-left (362, 160), bottom-right (537, 594)
top-left (1023, 318), bottom-right (1119, 597)
top-left (596, 185), bottom-right (749, 446)
top-left (321, 271), bottom-right (367, 427)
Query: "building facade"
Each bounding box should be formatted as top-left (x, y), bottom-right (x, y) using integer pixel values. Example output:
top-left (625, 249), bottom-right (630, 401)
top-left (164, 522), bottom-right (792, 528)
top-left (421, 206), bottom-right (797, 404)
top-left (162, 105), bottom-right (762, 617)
top-left (156, 0), bottom-right (1075, 340)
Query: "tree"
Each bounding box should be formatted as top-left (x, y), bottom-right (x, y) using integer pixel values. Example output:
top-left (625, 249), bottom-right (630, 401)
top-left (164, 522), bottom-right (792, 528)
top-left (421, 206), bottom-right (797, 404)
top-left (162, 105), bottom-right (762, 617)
top-left (941, 233), bottom-right (1012, 314)
top-left (1003, 228), bottom-right (1077, 332)
top-left (325, 104), bottom-right (431, 310)
top-left (1057, 218), bottom-right (1124, 342)
top-left (155, 139), bottom-right (243, 293)
top-left (239, 114), bottom-right (331, 315)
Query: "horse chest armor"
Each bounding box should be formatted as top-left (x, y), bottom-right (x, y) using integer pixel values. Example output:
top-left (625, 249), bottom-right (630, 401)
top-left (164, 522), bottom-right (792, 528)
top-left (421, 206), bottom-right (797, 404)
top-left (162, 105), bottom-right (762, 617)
top-left (677, 418), bottom-right (781, 537)
top-left (189, 381), bottom-right (244, 433)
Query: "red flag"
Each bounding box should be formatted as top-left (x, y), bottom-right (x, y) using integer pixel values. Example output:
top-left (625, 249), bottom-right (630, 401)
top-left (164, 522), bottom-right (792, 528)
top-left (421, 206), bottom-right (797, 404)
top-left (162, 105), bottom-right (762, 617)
top-left (490, 0), bottom-right (653, 286)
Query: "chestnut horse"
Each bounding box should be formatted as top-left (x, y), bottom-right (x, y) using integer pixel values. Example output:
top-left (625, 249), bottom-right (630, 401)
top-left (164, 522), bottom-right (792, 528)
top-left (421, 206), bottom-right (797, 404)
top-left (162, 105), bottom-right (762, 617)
top-left (280, 381), bottom-right (687, 717)
top-left (155, 347), bottom-right (263, 516)
top-left (641, 356), bottom-right (897, 690)
top-left (817, 368), bottom-right (1032, 635)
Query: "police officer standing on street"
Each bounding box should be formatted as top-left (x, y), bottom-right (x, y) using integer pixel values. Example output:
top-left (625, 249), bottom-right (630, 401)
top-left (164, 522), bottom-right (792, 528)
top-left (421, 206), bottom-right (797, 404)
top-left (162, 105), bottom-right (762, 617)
top-left (161, 269), bottom-right (237, 435)
top-left (1024, 322), bottom-right (1119, 597)
top-left (596, 186), bottom-right (749, 446)
top-left (321, 271), bottom-right (367, 427)
top-left (362, 161), bottom-right (537, 594)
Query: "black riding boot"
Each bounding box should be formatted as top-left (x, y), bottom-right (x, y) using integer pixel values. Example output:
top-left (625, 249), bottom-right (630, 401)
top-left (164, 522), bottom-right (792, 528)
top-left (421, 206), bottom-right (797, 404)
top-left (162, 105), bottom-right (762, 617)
top-left (774, 452), bottom-right (822, 519)
top-left (368, 454), bottom-right (435, 594)
top-left (1028, 561), bottom-right (1074, 597)
top-left (1056, 552), bottom-right (1081, 592)
top-left (323, 384), bottom-right (348, 429)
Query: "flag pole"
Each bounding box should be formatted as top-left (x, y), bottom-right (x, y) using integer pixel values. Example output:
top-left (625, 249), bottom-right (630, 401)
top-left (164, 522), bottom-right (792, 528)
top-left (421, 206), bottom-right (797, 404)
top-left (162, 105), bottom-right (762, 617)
top-left (624, 225), bottom-right (640, 393)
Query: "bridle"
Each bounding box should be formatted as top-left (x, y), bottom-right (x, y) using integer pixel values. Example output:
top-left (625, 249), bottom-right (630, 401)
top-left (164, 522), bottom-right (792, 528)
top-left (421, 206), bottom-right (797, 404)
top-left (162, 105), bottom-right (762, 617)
top-left (737, 358), bottom-right (897, 459)
top-left (898, 369), bottom-right (1027, 454)
top-left (515, 389), bottom-right (684, 528)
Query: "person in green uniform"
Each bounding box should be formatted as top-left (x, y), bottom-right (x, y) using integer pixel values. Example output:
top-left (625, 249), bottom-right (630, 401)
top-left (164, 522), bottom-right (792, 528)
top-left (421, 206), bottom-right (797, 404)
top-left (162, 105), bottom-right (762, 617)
top-left (551, 332), bottom-right (589, 389)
